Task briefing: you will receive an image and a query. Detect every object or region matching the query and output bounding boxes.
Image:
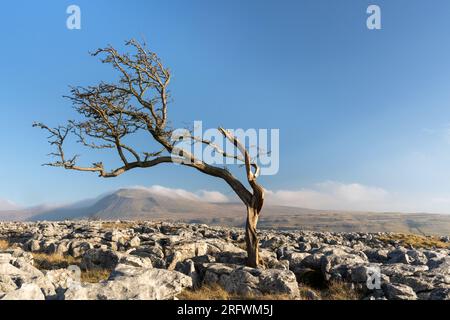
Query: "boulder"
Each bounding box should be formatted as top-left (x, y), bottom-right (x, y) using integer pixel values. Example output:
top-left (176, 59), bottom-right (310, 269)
top-left (364, 249), bottom-right (389, 263)
top-left (386, 248), bottom-right (428, 266)
top-left (320, 250), bottom-right (368, 281)
top-left (127, 236), bottom-right (141, 248)
top-left (165, 241), bottom-right (209, 270)
top-left (130, 246), bottom-right (166, 269)
top-left (64, 265), bottom-right (192, 300)
top-left (70, 241), bottom-right (94, 258)
top-left (1, 283), bottom-right (45, 300)
top-left (119, 255), bottom-right (153, 269)
top-left (0, 253), bottom-right (12, 264)
top-left (287, 252), bottom-right (310, 273)
top-left (204, 239), bottom-right (244, 255)
top-left (222, 268), bottom-right (262, 297)
top-left (80, 249), bottom-right (119, 270)
top-left (45, 268), bottom-right (80, 291)
top-left (104, 230), bottom-right (126, 243)
top-left (381, 263), bottom-right (428, 277)
top-left (258, 269), bottom-right (300, 298)
top-left (12, 258), bottom-right (44, 278)
top-left (28, 240), bottom-right (41, 252)
top-left (387, 248), bottom-right (410, 264)
top-left (297, 242), bottom-right (311, 252)
top-left (260, 237), bottom-right (288, 250)
top-left (382, 283), bottom-right (417, 300)
top-left (175, 259), bottom-right (199, 288)
top-left (0, 274), bottom-right (18, 294)
top-left (300, 254), bottom-right (322, 270)
top-left (407, 250), bottom-right (428, 265)
top-left (350, 264), bottom-right (382, 284)
top-left (202, 264), bottom-right (300, 298)
top-left (427, 256), bottom-right (450, 275)
top-left (0, 263), bottom-right (25, 277)
top-left (429, 288), bottom-right (450, 300)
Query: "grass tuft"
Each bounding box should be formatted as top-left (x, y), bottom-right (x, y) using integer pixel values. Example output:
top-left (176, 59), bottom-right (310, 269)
top-left (80, 268), bottom-right (111, 283)
top-left (378, 233), bottom-right (450, 249)
top-left (177, 284), bottom-right (231, 300)
top-left (32, 252), bottom-right (111, 284)
top-left (33, 253), bottom-right (81, 270)
top-left (178, 284), bottom-right (293, 300)
top-left (101, 221), bottom-right (136, 230)
top-left (0, 239), bottom-right (10, 250)
top-left (320, 281), bottom-right (361, 300)
top-left (177, 279), bottom-right (361, 300)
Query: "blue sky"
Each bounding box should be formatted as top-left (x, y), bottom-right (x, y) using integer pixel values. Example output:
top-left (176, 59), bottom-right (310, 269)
top-left (1, 0), bottom-right (450, 213)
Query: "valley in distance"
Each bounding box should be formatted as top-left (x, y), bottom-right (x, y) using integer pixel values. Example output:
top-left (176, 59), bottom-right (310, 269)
top-left (1, 188), bottom-right (449, 236)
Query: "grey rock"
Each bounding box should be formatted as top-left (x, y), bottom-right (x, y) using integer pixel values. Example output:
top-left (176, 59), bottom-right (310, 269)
top-left (65, 265), bottom-right (192, 300)
top-left (28, 240), bottom-right (41, 252)
top-left (1, 283), bottom-right (45, 300)
top-left (350, 264), bottom-right (382, 283)
top-left (300, 254), bottom-right (322, 270)
top-left (297, 242), bottom-right (311, 252)
top-left (104, 230), bottom-right (126, 243)
top-left (429, 288), bottom-right (450, 300)
top-left (428, 256), bottom-right (450, 275)
top-left (175, 259), bottom-right (199, 288)
top-left (0, 274), bottom-right (18, 294)
top-left (387, 248), bottom-right (410, 264)
top-left (0, 253), bottom-right (12, 264)
top-left (0, 263), bottom-right (25, 277)
top-left (119, 255), bottom-right (153, 269)
top-left (203, 264), bottom-right (299, 298)
top-left (12, 258), bottom-right (44, 278)
top-left (0, 220), bottom-right (448, 300)
top-left (406, 250), bottom-right (428, 266)
top-left (364, 249), bottom-right (389, 263)
top-left (381, 263), bottom-right (429, 277)
top-left (287, 252), bottom-right (310, 273)
top-left (382, 283), bottom-right (417, 300)
top-left (258, 269), bottom-right (300, 298)
top-left (321, 250), bottom-right (368, 281)
top-left (127, 236), bottom-right (141, 248)
top-left (70, 241), bottom-right (94, 258)
top-left (221, 268), bottom-right (262, 296)
top-left (45, 268), bottom-right (80, 291)
top-left (81, 249), bottom-right (119, 270)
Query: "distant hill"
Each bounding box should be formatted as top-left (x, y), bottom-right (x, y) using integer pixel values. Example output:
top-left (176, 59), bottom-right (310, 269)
top-left (1, 188), bottom-right (450, 236)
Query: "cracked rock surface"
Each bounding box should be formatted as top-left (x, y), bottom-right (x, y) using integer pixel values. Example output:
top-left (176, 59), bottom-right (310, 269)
top-left (0, 221), bottom-right (449, 300)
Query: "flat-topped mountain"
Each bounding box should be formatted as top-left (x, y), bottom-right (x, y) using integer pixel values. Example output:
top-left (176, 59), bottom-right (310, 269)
top-left (1, 188), bottom-right (450, 235)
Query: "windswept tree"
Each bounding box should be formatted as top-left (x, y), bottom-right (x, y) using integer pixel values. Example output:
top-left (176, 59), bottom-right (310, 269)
top-left (34, 40), bottom-right (265, 267)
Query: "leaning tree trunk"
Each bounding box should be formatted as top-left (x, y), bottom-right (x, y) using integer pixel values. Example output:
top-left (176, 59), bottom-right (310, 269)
top-left (245, 205), bottom-right (260, 268)
top-left (244, 186), bottom-right (264, 268)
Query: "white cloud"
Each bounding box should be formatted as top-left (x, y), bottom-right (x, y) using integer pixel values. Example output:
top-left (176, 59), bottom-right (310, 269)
top-left (129, 182), bottom-right (393, 211)
top-left (196, 190), bottom-right (230, 203)
top-left (128, 182), bottom-right (450, 213)
top-left (6, 182), bottom-right (450, 214)
top-left (129, 185), bottom-right (229, 203)
top-left (265, 181), bottom-right (390, 211)
top-left (0, 199), bottom-right (20, 211)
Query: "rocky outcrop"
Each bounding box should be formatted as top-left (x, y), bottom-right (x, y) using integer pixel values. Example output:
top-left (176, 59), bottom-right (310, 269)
top-left (64, 265), bottom-right (192, 300)
top-left (0, 221), bottom-right (449, 300)
top-left (201, 263), bottom-right (299, 298)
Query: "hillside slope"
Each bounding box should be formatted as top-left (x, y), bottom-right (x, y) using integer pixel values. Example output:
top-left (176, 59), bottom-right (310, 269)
top-left (2, 188), bottom-right (450, 235)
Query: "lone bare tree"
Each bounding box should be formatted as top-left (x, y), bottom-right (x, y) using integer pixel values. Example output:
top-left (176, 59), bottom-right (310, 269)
top-left (34, 40), bottom-right (265, 267)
